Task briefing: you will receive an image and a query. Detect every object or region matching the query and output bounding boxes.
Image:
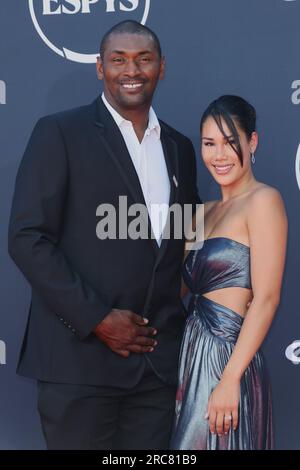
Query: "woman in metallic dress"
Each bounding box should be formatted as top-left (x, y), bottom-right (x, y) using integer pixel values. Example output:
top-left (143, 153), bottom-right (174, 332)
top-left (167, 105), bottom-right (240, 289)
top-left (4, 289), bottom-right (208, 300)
top-left (171, 95), bottom-right (287, 450)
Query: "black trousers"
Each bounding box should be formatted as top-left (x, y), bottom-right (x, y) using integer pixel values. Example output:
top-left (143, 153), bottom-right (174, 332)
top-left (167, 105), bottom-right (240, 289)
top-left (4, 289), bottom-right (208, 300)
top-left (37, 362), bottom-right (177, 450)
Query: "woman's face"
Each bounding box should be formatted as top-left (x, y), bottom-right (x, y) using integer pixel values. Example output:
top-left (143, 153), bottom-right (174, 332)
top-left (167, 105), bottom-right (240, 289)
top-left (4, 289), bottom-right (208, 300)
top-left (201, 116), bottom-right (258, 187)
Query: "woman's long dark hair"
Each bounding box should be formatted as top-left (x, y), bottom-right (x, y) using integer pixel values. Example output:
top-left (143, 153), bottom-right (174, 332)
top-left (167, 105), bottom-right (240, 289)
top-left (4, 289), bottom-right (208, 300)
top-left (200, 95), bottom-right (256, 166)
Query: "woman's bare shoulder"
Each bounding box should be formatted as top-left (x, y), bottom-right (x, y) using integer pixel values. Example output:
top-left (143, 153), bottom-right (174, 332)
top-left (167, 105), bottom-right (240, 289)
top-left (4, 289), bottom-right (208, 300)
top-left (246, 183), bottom-right (287, 226)
top-left (247, 183), bottom-right (285, 207)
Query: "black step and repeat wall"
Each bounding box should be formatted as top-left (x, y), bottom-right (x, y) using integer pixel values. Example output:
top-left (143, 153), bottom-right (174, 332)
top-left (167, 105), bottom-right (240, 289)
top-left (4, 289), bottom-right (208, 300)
top-left (0, 0), bottom-right (299, 450)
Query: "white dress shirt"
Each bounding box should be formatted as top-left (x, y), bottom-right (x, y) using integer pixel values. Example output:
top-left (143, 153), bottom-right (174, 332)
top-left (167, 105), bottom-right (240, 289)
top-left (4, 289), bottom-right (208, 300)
top-left (102, 93), bottom-right (170, 245)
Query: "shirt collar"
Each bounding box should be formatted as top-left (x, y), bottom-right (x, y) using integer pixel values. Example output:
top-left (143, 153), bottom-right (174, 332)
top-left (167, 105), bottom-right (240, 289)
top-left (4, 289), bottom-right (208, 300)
top-left (101, 93), bottom-right (161, 138)
top-left (147, 107), bottom-right (161, 138)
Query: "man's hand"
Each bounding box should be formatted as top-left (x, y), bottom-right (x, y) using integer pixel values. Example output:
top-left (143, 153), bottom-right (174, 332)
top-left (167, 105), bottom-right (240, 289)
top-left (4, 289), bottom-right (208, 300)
top-left (93, 309), bottom-right (157, 358)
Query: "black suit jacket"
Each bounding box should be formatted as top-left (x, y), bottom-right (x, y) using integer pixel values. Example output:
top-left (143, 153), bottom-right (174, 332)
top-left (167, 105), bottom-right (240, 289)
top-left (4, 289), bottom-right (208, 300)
top-left (8, 97), bottom-right (199, 387)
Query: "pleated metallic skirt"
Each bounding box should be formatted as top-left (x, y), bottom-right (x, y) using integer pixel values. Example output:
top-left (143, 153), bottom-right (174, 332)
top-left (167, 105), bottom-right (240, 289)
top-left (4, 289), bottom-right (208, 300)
top-left (170, 295), bottom-right (274, 450)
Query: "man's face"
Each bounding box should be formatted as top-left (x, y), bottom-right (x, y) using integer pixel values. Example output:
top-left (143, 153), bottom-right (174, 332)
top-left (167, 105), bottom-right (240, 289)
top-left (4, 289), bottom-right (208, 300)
top-left (96, 33), bottom-right (165, 113)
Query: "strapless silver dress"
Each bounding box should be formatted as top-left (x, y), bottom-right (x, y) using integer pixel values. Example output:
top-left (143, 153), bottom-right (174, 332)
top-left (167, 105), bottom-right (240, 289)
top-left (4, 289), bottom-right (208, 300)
top-left (170, 237), bottom-right (274, 450)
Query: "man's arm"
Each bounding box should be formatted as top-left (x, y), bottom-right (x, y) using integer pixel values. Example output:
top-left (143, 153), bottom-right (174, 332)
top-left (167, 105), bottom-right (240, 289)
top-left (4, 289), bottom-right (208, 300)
top-left (8, 116), bottom-right (111, 340)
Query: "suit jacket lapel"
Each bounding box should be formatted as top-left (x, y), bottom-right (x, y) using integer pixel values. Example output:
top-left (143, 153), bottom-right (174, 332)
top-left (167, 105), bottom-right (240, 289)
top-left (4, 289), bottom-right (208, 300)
top-left (153, 124), bottom-right (180, 266)
top-left (160, 123), bottom-right (179, 208)
top-left (93, 97), bottom-right (159, 254)
top-left (94, 98), bottom-right (146, 207)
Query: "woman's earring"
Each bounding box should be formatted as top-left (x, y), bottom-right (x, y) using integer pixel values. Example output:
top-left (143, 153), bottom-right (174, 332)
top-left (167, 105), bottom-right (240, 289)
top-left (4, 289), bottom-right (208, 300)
top-left (251, 152), bottom-right (256, 164)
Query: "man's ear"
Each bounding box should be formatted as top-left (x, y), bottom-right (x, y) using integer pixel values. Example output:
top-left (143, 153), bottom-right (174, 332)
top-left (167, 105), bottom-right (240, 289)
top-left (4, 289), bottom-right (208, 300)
top-left (159, 56), bottom-right (165, 80)
top-left (96, 56), bottom-right (104, 80)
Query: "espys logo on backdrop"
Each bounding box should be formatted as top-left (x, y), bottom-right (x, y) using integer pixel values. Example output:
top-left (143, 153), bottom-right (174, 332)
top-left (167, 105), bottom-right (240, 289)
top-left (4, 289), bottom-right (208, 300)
top-left (0, 80), bottom-right (6, 105)
top-left (0, 340), bottom-right (6, 365)
top-left (28, 0), bottom-right (151, 63)
top-left (285, 340), bottom-right (300, 365)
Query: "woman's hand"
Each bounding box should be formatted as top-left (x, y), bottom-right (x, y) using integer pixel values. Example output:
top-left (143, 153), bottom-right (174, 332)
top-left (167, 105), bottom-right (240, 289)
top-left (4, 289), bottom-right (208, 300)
top-left (205, 376), bottom-right (240, 436)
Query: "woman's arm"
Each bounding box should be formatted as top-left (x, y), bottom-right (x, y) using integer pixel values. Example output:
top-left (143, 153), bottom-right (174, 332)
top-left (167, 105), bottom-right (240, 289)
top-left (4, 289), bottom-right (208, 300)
top-left (207, 187), bottom-right (288, 435)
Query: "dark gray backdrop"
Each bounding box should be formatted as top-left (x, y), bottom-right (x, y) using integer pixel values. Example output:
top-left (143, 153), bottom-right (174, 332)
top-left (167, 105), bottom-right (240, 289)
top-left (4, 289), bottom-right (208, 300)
top-left (0, 0), bottom-right (299, 450)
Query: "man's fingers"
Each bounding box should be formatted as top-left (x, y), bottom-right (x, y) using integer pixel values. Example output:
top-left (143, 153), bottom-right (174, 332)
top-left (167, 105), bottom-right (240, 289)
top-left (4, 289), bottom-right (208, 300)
top-left (130, 314), bottom-right (157, 335)
top-left (126, 344), bottom-right (155, 354)
top-left (111, 311), bottom-right (157, 337)
top-left (130, 313), bottom-right (149, 325)
top-left (136, 326), bottom-right (157, 337)
top-left (134, 336), bottom-right (158, 347)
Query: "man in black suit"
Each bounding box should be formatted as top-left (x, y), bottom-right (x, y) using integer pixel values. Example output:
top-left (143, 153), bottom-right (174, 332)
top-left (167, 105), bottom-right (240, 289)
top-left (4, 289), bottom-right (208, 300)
top-left (8, 21), bottom-right (199, 450)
